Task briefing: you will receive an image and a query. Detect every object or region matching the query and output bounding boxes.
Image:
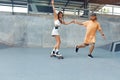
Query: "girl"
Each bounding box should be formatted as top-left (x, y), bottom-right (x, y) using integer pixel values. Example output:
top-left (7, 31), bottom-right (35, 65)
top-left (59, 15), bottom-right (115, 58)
top-left (50, 0), bottom-right (74, 59)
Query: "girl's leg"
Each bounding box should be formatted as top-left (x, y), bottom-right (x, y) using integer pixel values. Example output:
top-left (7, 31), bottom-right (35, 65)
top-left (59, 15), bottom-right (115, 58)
top-left (51, 35), bottom-right (61, 54)
top-left (54, 35), bottom-right (63, 58)
top-left (54, 35), bottom-right (61, 50)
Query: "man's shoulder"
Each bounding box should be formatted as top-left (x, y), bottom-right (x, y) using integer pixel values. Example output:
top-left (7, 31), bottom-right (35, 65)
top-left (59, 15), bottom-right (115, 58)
top-left (96, 21), bottom-right (100, 25)
top-left (93, 20), bottom-right (100, 25)
top-left (84, 20), bottom-right (91, 23)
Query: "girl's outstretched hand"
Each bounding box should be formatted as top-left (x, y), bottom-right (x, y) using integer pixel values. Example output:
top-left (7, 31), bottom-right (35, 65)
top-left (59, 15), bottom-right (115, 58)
top-left (51, 0), bottom-right (54, 5)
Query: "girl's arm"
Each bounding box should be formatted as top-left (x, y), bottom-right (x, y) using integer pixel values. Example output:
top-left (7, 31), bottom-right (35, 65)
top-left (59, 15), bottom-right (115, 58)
top-left (62, 20), bottom-right (75, 25)
top-left (51, 0), bottom-right (58, 20)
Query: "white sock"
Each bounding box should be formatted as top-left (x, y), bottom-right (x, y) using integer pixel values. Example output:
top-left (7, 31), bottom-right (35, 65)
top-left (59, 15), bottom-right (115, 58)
top-left (55, 49), bottom-right (59, 54)
top-left (52, 48), bottom-right (56, 52)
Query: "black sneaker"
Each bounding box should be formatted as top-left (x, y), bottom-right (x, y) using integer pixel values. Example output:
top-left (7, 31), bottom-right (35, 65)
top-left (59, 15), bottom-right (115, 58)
top-left (75, 46), bottom-right (79, 53)
top-left (88, 54), bottom-right (93, 58)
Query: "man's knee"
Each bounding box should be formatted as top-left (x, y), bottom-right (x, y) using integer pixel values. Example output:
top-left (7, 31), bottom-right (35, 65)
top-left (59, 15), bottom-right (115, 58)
top-left (90, 43), bottom-right (95, 47)
top-left (82, 43), bottom-right (89, 47)
top-left (83, 43), bottom-right (95, 47)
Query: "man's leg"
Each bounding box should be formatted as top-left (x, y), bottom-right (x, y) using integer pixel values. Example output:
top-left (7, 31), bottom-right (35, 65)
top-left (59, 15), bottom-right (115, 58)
top-left (75, 43), bottom-right (88, 52)
top-left (88, 43), bottom-right (95, 58)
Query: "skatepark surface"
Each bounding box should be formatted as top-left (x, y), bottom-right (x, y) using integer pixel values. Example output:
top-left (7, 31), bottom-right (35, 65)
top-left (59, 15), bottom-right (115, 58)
top-left (0, 46), bottom-right (120, 80)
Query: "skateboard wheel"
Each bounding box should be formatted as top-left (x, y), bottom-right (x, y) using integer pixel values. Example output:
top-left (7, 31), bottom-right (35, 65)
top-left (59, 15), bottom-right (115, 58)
top-left (58, 56), bottom-right (64, 59)
top-left (50, 55), bottom-right (53, 57)
top-left (50, 55), bottom-right (56, 57)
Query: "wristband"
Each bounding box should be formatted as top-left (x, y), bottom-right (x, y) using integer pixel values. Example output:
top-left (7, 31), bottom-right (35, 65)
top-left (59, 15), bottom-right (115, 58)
top-left (102, 34), bottom-right (104, 36)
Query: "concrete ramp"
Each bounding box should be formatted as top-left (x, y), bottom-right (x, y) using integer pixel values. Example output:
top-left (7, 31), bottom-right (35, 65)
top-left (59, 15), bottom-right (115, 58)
top-left (99, 41), bottom-right (120, 52)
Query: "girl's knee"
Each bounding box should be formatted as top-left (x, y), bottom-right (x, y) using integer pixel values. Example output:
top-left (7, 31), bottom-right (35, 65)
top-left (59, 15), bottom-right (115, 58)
top-left (59, 41), bottom-right (61, 44)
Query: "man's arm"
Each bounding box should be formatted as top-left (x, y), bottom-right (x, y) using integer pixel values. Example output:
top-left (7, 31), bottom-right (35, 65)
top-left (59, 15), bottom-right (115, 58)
top-left (75, 20), bottom-right (83, 25)
top-left (97, 23), bottom-right (106, 40)
top-left (98, 29), bottom-right (106, 40)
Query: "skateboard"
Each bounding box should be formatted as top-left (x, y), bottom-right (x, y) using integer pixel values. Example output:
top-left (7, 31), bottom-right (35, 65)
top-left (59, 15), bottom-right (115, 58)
top-left (50, 54), bottom-right (64, 59)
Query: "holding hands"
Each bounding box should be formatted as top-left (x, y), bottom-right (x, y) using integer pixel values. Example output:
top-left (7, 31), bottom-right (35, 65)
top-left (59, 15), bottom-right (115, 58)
top-left (72, 19), bottom-right (83, 25)
top-left (71, 19), bottom-right (80, 24)
top-left (70, 19), bottom-right (76, 24)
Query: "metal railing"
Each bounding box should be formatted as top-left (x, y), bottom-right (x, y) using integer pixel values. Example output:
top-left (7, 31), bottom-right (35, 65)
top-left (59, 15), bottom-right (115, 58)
top-left (0, 0), bottom-right (120, 16)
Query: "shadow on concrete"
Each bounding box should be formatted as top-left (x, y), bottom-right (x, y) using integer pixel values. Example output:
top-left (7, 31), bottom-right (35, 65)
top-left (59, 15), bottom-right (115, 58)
top-left (0, 43), bottom-right (13, 49)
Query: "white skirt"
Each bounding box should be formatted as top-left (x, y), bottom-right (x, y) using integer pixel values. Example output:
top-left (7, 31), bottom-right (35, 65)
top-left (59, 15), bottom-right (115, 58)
top-left (51, 27), bottom-right (60, 36)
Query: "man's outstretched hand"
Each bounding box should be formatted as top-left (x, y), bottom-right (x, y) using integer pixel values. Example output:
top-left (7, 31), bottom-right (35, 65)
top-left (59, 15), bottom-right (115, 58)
top-left (102, 34), bottom-right (106, 40)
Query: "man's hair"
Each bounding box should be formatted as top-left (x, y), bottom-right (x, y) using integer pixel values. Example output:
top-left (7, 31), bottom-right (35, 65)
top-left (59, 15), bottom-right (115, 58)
top-left (90, 13), bottom-right (97, 20)
top-left (91, 13), bottom-right (97, 16)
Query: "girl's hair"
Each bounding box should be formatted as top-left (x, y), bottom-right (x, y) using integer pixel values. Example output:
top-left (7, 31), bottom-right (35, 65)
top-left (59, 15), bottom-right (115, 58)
top-left (58, 11), bottom-right (64, 23)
